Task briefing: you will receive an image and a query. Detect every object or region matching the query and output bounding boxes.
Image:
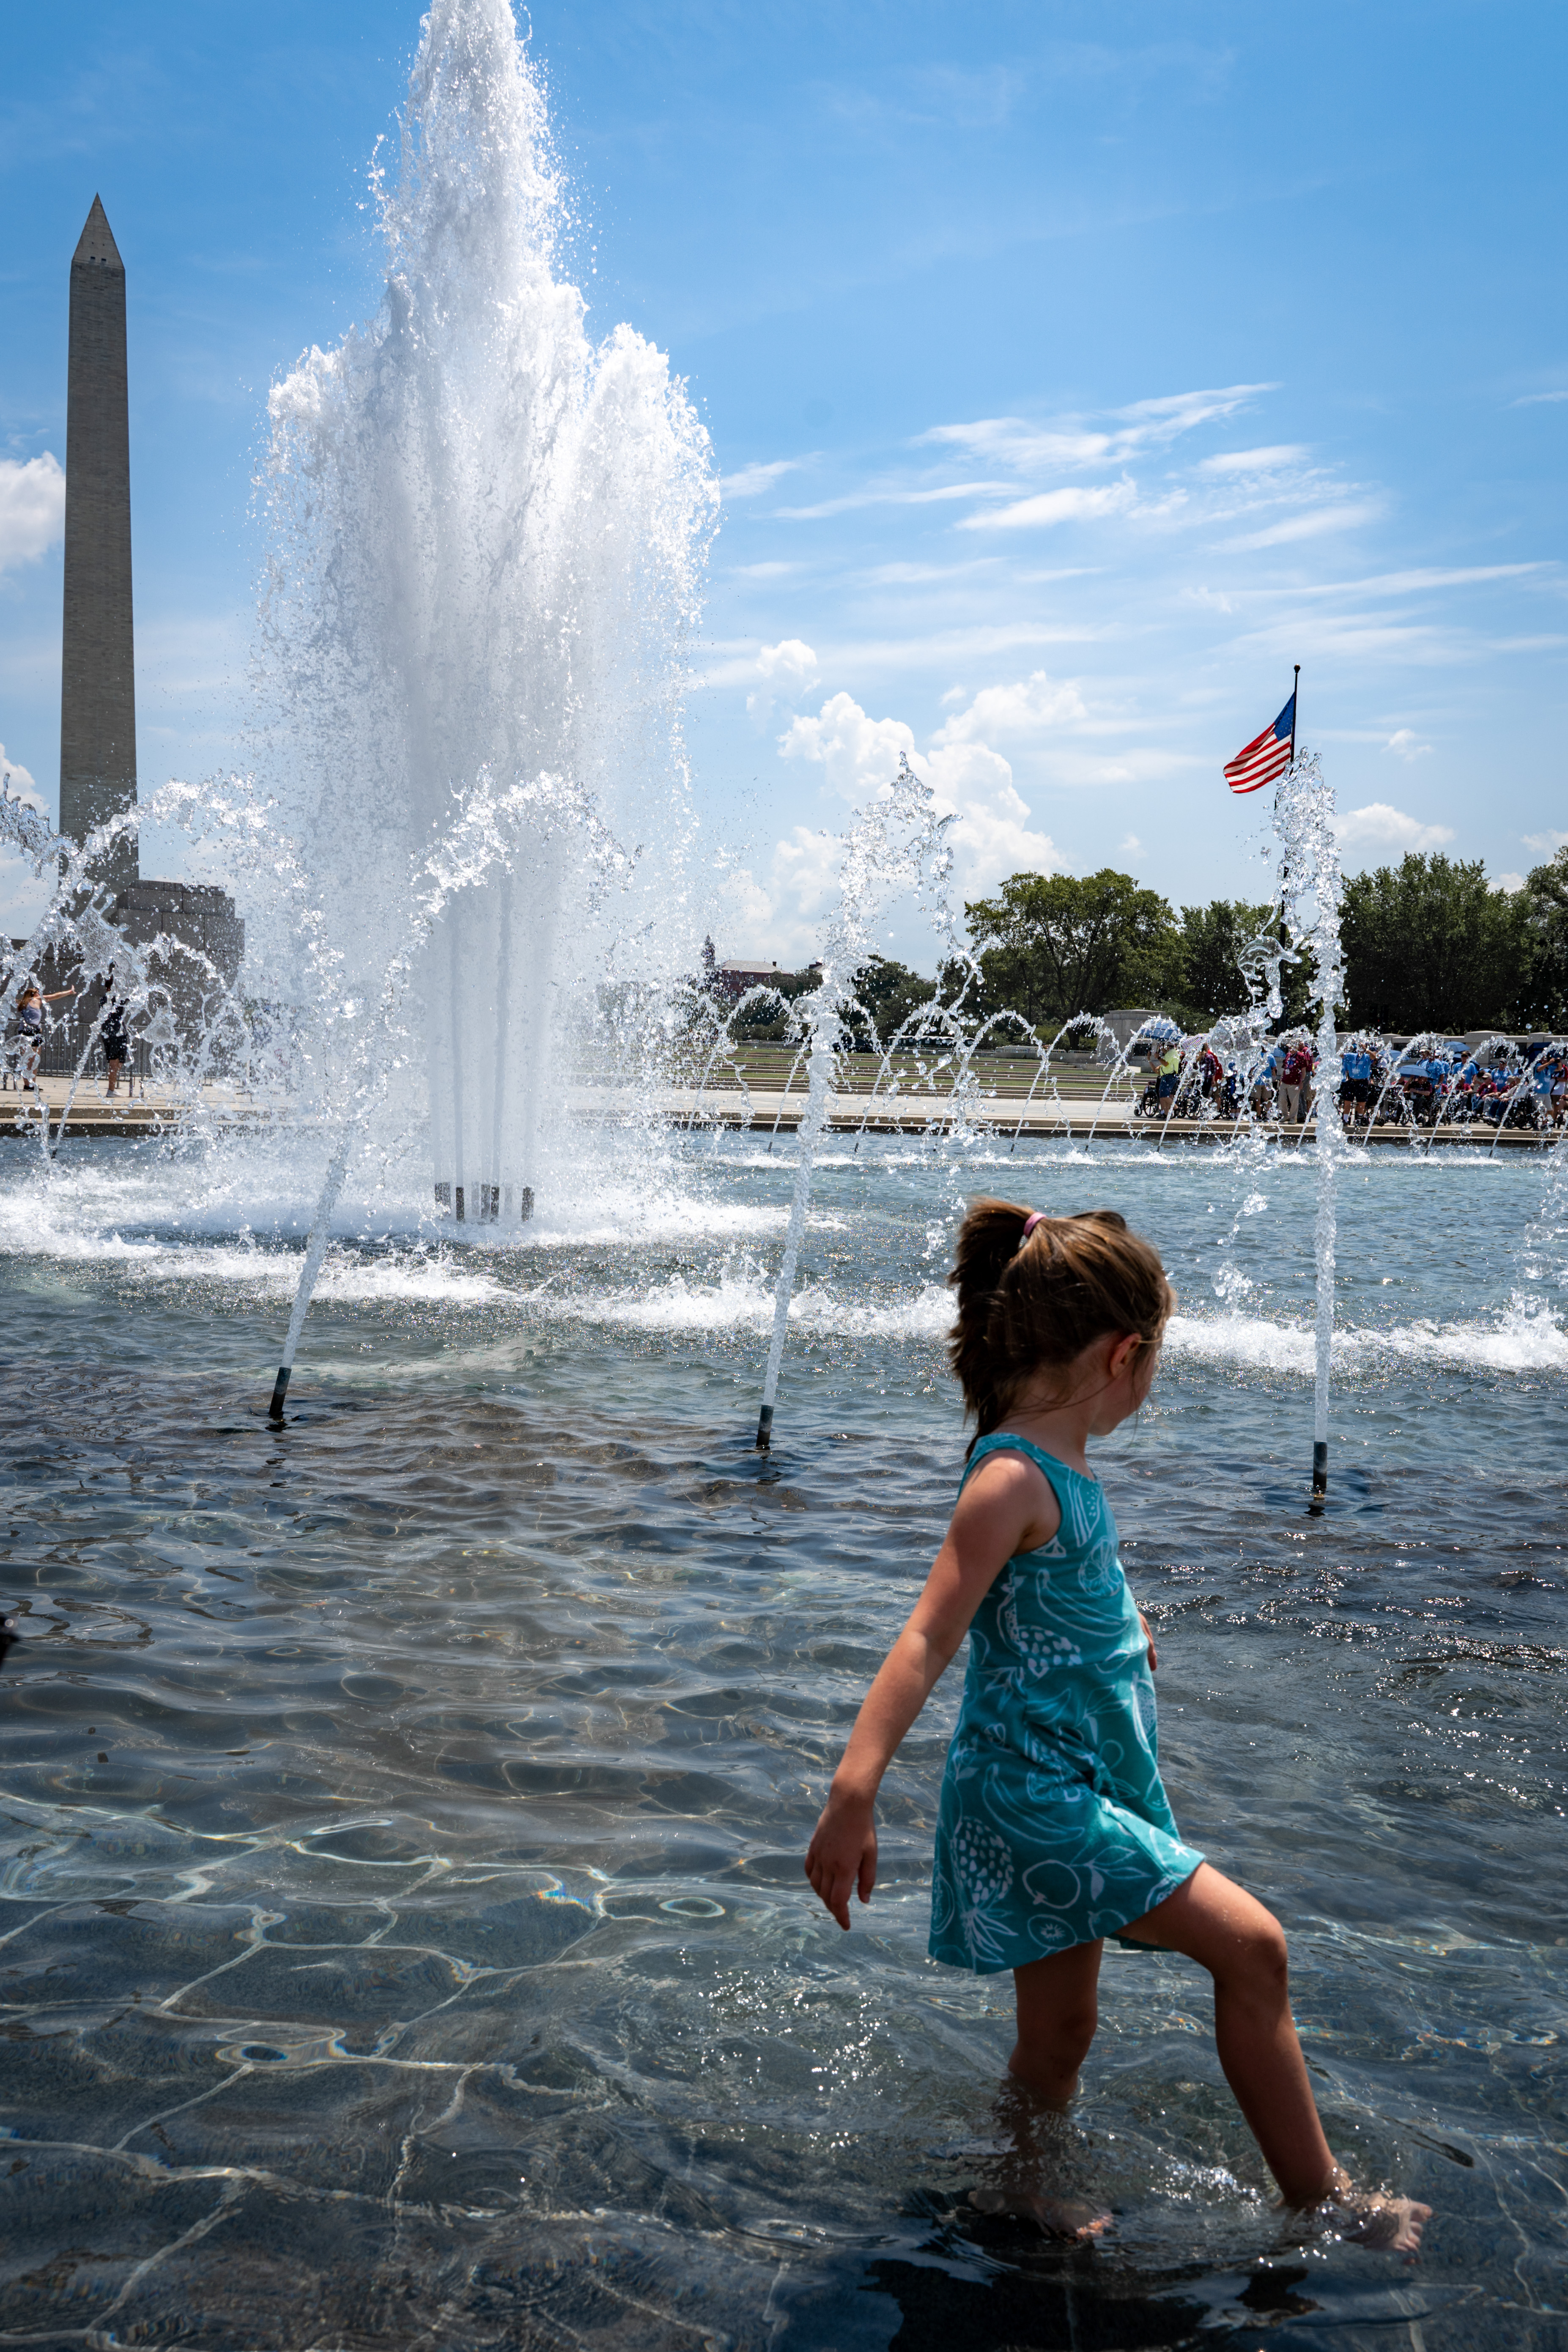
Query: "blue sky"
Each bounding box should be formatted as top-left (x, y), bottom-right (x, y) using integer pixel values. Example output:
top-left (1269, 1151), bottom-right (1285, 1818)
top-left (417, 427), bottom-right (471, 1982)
top-left (1, 0), bottom-right (1564, 964)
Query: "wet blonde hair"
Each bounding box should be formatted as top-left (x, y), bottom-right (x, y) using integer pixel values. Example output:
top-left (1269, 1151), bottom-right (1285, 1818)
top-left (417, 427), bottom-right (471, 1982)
top-left (947, 1197), bottom-right (1174, 1444)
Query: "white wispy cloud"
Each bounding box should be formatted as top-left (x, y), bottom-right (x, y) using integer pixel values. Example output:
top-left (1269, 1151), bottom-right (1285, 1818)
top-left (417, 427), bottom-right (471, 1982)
top-left (1384, 728), bottom-right (1431, 761)
top-left (814, 622), bottom-right (1102, 672)
top-left (1510, 390), bottom-right (1568, 407)
top-left (0, 453), bottom-right (65, 573)
top-left (1523, 828), bottom-right (1568, 855)
top-left (1220, 501), bottom-right (1384, 551)
top-left (1197, 444), bottom-right (1310, 475)
top-left (1250, 563), bottom-right (1553, 599)
top-left (959, 481), bottom-right (1137, 534)
top-left (722, 458), bottom-right (803, 499)
top-left (776, 479), bottom-right (1010, 521)
top-left (923, 384), bottom-right (1276, 473)
top-left (1335, 802), bottom-right (1456, 855)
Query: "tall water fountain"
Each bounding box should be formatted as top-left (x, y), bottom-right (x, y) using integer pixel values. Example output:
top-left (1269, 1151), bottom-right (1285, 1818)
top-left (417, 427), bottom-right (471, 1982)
top-left (254, 0), bottom-right (717, 1228)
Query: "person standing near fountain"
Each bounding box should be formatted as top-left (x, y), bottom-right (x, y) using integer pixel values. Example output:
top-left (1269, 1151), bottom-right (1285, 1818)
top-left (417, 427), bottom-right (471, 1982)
top-left (1280, 1035), bottom-right (1315, 1126)
top-left (98, 968), bottom-right (131, 1097)
top-left (804, 1198), bottom-right (1428, 2247)
top-left (13, 981), bottom-right (77, 1091)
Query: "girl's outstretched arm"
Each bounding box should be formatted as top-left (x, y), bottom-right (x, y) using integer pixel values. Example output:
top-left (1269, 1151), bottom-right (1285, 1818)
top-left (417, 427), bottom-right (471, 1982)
top-left (804, 1452), bottom-right (1061, 1929)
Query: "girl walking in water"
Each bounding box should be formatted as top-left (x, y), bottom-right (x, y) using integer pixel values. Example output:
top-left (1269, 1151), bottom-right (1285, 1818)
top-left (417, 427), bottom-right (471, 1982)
top-left (805, 1198), bottom-right (1427, 2248)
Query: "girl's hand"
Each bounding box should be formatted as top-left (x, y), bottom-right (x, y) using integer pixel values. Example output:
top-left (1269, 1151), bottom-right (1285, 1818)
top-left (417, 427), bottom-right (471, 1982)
top-left (1138, 1610), bottom-right (1157, 1672)
top-left (805, 1791), bottom-right (877, 1930)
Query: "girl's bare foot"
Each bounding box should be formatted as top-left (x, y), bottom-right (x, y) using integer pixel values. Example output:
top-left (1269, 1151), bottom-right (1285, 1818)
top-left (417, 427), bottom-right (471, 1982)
top-left (1333, 2191), bottom-right (1431, 2252)
top-left (970, 2185), bottom-right (1112, 2240)
top-left (1295, 2169), bottom-right (1430, 2253)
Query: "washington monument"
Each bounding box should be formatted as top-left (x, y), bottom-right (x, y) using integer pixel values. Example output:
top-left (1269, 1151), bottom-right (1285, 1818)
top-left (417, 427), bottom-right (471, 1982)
top-left (60, 195), bottom-right (138, 890)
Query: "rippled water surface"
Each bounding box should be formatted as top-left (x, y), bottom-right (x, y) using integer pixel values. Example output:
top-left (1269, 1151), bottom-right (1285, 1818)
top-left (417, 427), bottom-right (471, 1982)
top-left (3, 1130), bottom-right (1566, 2350)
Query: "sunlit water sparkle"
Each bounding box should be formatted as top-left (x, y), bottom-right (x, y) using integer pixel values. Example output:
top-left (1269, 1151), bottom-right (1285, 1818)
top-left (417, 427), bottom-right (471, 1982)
top-left (2, 1130), bottom-right (1565, 2350)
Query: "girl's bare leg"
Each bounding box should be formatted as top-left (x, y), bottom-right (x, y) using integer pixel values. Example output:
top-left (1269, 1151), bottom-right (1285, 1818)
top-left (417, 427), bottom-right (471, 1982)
top-left (1010, 1939), bottom-right (1104, 2105)
top-left (1121, 1863), bottom-right (1428, 2247)
top-left (970, 1942), bottom-right (1111, 2240)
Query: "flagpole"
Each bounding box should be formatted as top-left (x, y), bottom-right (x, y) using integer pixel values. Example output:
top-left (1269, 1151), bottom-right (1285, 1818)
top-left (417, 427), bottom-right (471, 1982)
top-left (1277, 663), bottom-right (1298, 1033)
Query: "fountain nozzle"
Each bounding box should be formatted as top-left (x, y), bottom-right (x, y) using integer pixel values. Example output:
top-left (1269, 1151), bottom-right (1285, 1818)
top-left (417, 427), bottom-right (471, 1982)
top-left (755, 1402), bottom-right (774, 1451)
top-left (268, 1366), bottom-right (291, 1421)
top-left (1311, 1439), bottom-right (1328, 1497)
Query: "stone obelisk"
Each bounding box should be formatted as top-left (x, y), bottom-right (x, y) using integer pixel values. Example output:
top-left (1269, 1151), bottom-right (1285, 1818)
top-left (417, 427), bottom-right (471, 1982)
top-left (59, 195), bottom-right (138, 890)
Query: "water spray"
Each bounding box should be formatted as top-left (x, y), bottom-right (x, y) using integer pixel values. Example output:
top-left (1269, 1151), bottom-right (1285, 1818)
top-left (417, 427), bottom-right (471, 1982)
top-left (754, 760), bottom-right (961, 1450)
top-left (266, 770), bottom-right (630, 1421)
top-left (1267, 711), bottom-right (1345, 1506)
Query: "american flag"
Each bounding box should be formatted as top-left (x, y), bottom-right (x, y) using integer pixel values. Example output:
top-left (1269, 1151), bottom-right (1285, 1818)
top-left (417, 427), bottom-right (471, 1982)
top-left (1224, 692), bottom-right (1296, 794)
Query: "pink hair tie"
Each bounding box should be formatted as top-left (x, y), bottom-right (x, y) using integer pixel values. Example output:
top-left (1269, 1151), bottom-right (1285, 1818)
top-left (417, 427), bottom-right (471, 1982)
top-left (1021, 1210), bottom-right (1046, 1241)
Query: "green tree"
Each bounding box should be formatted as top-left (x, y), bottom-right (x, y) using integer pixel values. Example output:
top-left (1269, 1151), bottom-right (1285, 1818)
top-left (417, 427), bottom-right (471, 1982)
top-left (964, 869), bottom-right (1183, 1026)
top-left (1521, 845), bottom-right (1568, 1028)
top-left (1340, 853), bottom-right (1533, 1032)
top-left (844, 955), bottom-right (938, 1044)
top-left (1177, 899), bottom-right (1282, 1021)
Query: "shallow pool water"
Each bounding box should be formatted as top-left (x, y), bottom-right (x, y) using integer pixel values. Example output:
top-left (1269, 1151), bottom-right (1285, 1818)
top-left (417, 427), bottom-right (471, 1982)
top-left (2, 1130), bottom-right (1565, 2349)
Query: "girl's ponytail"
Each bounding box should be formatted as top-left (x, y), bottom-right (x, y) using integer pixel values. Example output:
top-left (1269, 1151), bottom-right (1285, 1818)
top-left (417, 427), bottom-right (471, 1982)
top-left (948, 1197), bottom-right (1036, 1440)
top-left (947, 1196), bottom-right (1174, 1445)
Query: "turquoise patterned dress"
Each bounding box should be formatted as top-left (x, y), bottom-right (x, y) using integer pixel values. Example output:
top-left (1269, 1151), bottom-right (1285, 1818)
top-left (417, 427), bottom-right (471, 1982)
top-left (929, 1434), bottom-right (1203, 1973)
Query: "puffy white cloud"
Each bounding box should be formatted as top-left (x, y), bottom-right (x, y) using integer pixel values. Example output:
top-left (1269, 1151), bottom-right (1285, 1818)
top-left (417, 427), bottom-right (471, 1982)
top-left (710, 858), bottom-right (779, 954)
top-left (780, 689), bottom-right (1066, 906)
top-left (0, 746), bottom-right (44, 809)
top-left (1495, 871), bottom-right (1527, 892)
top-left (1384, 728), bottom-right (1431, 760)
top-left (712, 828), bottom-right (847, 968)
top-left (1523, 828), bottom-right (1568, 855)
top-left (924, 735), bottom-right (1069, 899)
top-left (746, 636), bottom-right (820, 722)
top-left (0, 454), bottom-right (65, 573)
top-left (1335, 802), bottom-right (1456, 855)
top-left (779, 690), bottom-right (916, 804)
top-left (931, 669), bottom-right (1087, 745)
top-left (0, 743), bottom-right (52, 935)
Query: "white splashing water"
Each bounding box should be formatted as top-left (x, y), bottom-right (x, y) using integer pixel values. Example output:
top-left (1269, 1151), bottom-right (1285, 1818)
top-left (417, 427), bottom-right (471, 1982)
top-left (1270, 748), bottom-right (1346, 1467)
top-left (255, 0), bottom-right (717, 1224)
top-left (753, 758), bottom-right (961, 1442)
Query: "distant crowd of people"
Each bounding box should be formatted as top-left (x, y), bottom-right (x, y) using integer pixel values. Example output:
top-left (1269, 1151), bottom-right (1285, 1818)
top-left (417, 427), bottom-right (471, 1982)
top-left (1136, 1031), bottom-right (1568, 1131)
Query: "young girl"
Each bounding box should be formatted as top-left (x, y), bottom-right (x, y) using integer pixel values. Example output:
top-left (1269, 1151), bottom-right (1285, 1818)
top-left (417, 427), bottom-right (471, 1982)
top-left (805, 1198), bottom-right (1427, 2249)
